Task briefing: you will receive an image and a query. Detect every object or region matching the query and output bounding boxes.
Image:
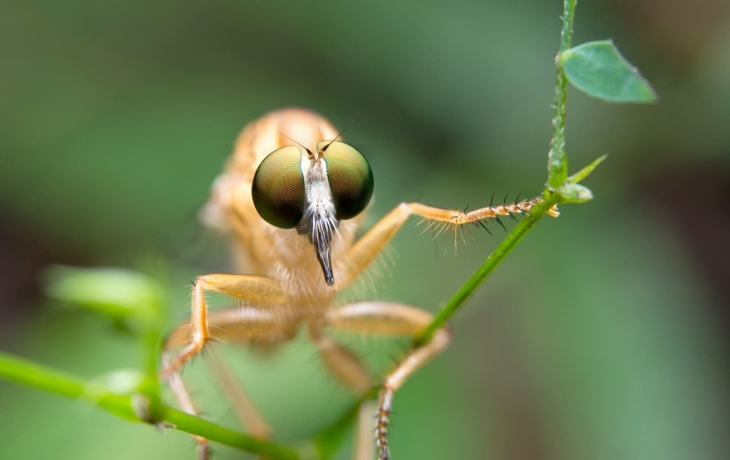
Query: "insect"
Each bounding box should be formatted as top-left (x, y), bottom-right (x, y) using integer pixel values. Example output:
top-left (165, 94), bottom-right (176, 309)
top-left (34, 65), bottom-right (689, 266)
top-left (161, 107), bottom-right (559, 460)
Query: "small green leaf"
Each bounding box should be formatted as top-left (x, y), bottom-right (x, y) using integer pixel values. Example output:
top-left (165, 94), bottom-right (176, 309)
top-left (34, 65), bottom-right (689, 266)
top-left (44, 265), bottom-right (162, 328)
top-left (559, 183), bottom-right (594, 203)
top-left (561, 40), bottom-right (657, 103)
top-left (568, 155), bottom-right (607, 184)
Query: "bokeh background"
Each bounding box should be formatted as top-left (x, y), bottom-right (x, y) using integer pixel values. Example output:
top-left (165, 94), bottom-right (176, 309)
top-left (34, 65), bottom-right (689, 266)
top-left (1, 0), bottom-right (729, 459)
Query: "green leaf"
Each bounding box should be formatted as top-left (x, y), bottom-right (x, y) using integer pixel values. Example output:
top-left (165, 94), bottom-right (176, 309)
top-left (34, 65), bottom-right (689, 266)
top-left (559, 183), bottom-right (594, 204)
top-left (561, 40), bottom-right (658, 103)
top-left (568, 154), bottom-right (607, 184)
top-left (43, 265), bottom-right (162, 329)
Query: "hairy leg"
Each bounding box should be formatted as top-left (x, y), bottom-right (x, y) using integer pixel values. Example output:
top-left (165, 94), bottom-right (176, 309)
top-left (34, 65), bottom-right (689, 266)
top-left (326, 301), bottom-right (451, 460)
top-left (340, 199), bottom-right (558, 288)
top-left (164, 298), bottom-right (295, 459)
top-left (162, 274), bottom-right (288, 379)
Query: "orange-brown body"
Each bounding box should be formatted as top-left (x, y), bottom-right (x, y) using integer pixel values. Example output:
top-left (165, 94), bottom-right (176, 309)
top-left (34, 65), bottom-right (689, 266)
top-left (162, 107), bottom-right (557, 460)
top-left (200, 108), bottom-right (365, 313)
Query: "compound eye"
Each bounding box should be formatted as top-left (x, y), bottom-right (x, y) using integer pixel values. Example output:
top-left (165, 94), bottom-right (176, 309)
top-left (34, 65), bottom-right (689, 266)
top-left (317, 141), bottom-right (374, 220)
top-left (252, 146), bottom-right (305, 228)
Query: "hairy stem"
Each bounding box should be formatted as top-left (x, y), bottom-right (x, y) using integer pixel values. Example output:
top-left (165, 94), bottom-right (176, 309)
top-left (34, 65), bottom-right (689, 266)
top-left (548, 0), bottom-right (577, 188)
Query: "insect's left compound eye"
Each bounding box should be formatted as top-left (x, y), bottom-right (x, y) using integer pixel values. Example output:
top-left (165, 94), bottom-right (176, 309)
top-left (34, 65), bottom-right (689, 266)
top-left (252, 146), bottom-right (306, 229)
top-left (317, 141), bottom-right (374, 220)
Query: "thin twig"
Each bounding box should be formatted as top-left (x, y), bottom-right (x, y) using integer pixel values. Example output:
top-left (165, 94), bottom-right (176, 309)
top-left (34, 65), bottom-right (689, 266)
top-left (0, 351), bottom-right (299, 460)
top-left (415, 0), bottom-right (577, 345)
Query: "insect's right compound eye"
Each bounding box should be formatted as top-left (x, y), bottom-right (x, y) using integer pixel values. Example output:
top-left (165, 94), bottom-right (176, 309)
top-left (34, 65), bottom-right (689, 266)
top-left (252, 146), bottom-right (305, 229)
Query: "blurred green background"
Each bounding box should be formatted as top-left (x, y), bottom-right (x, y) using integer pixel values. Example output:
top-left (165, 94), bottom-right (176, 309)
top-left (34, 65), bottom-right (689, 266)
top-left (1, 0), bottom-right (729, 459)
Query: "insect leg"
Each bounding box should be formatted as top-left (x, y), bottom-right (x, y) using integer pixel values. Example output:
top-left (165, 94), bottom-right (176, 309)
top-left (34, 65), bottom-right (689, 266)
top-left (354, 400), bottom-right (377, 460)
top-left (340, 198), bottom-right (558, 288)
top-left (161, 274), bottom-right (288, 379)
top-left (205, 349), bottom-right (272, 439)
top-left (307, 317), bottom-right (373, 394)
top-left (325, 302), bottom-right (451, 460)
top-left (164, 354), bottom-right (211, 460)
top-left (164, 305), bottom-right (296, 459)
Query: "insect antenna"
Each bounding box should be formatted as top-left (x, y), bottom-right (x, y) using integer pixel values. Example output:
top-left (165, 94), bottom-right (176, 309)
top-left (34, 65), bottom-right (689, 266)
top-left (317, 118), bottom-right (356, 157)
top-left (278, 132), bottom-right (315, 158)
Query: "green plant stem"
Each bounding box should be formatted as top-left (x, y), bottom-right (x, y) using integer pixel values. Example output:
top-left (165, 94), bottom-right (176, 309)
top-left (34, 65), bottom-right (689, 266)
top-left (0, 351), bottom-right (299, 460)
top-left (416, 0), bottom-right (577, 345)
top-left (415, 192), bottom-right (559, 345)
top-left (139, 327), bottom-right (164, 421)
top-left (548, 0), bottom-right (577, 189)
top-left (140, 282), bottom-right (164, 423)
top-left (559, 0), bottom-right (577, 54)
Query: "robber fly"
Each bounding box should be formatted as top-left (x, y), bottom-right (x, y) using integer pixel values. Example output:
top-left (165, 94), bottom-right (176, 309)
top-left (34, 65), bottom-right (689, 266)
top-left (161, 107), bottom-right (559, 460)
